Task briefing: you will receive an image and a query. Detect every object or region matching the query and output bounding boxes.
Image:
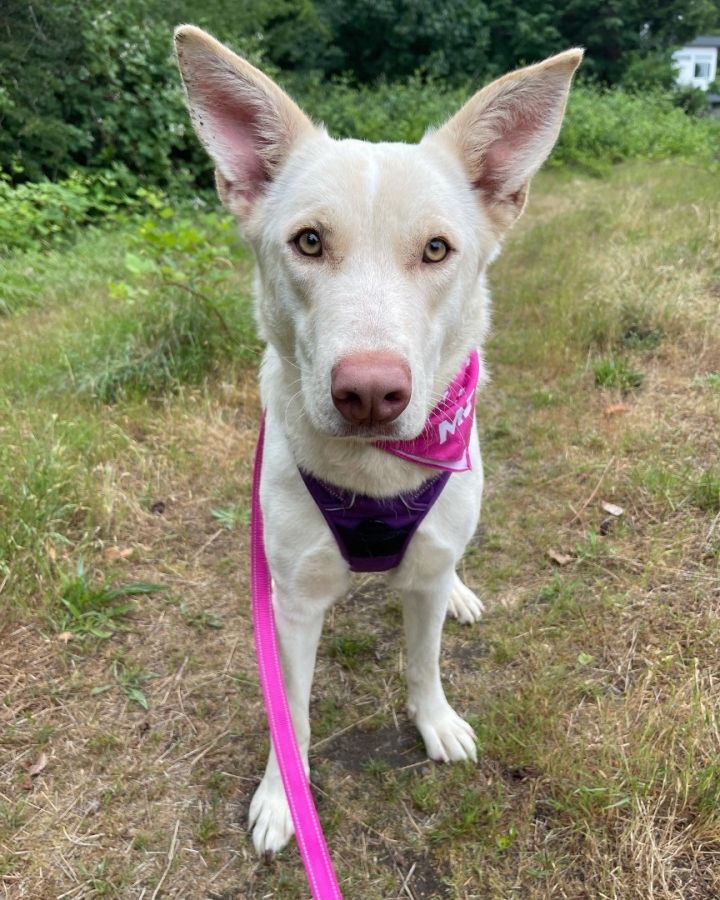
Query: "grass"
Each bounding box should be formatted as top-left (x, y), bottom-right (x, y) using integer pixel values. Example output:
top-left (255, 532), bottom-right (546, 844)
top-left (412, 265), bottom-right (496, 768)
top-left (593, 356), bottom-right (644, 391)
top-left (56, 560), bottom-right (167, 639)
top-left (0, 159), bottom-right (719, 897)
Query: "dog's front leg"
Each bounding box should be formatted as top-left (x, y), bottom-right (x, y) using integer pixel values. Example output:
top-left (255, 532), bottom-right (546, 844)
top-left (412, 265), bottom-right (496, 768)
top-left (403, 569), bottom-right (477, 763)
top-left (248, 586), bottom-right (331, 856)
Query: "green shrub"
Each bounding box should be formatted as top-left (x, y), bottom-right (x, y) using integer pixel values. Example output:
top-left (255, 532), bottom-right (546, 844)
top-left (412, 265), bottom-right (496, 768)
top-left (0, 166), bottom-right (172, 254)
top-left (290, 72), bottom-right (465, 143)
top-left (553, 86), bottom-right (720, 171)
top-left (294, 77), bottom-right (719, 167)
top-left (68, 209), bottom-right (259, 402)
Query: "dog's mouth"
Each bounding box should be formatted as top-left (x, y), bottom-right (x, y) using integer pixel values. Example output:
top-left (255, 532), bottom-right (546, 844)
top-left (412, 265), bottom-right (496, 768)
top-left (329, 421), bottom-right (413, 442)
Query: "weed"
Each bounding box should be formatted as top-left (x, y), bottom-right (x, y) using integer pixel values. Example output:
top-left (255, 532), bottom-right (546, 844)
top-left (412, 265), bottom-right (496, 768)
top-left (693, 372), bottom-right (720, 389)
top-left (620, 321), bottom-right (664, 351)
top-left (0, 801), bottom-right (26, 832)
top-left (430, 787), bottom-right (502, 845)
top-left (55, 560), bottom-right (166, 639)
top-left (592, 357), bottom-right (644, 391)
top-left (131, 833), bottom-right (150, 851)
top-left (530, 390), bottom-right (557, 408)
top-left (196, 809), bottom-right (221, 844)
top-left (32, 723), bottom-right (55, 747)
top-left (92, 661), bottom-right (158, 710)
top-left (87, 733), bottom-right (121, 755)
top-left (205, 771), bottom-right (232, 797)
top-left (407, 777), bottom-right (441, 814)
top-left (691, 764), bottom-right (720, 816)
top-left (495, 824), bottom-right (518, 853)
top-left (690, 467), bottom-right (720, 512)
top-left (491, 639), bottom-right (515, 664)
top-left (327, 634), bottom-right (377, 670)
top-left (210, 504), bottom-right (248, 529)
top-left (363, 759), bottom-right (391, 780)
top-left (75, 858), bottom-right (125, 897)
top-left (181, 605), bottom-right (223, 630)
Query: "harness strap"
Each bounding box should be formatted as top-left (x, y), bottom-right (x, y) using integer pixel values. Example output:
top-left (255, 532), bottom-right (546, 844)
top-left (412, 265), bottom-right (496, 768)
top-left (251, 416), bottom-right (343, 899)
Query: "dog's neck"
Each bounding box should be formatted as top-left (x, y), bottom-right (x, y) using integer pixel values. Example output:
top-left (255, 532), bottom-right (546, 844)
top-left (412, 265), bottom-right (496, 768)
top-left (260, 346), bottom-right (470, 498)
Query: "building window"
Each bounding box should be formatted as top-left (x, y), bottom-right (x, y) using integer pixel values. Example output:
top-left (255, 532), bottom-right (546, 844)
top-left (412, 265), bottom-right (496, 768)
top-left (694, 61), bottom-right (711, 79)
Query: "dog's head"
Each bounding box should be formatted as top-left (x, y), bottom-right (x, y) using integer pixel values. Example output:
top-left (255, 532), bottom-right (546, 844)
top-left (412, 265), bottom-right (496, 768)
top-left (175, 27), bottom-right (581, 440)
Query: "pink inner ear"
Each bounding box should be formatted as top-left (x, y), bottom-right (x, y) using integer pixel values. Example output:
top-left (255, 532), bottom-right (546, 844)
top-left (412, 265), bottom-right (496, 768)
top-left (473, 95), bottom-right (554, 200)
top-left (473, 116), bottom-right (537, 199)
top-left (192, 77), bottom-right (272, 200)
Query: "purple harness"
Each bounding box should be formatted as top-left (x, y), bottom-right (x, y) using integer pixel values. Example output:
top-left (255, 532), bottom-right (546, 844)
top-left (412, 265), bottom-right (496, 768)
top-left (298, 350), bottom-right (480, 572)
top-left (299, 469), bottom-right (450, 572)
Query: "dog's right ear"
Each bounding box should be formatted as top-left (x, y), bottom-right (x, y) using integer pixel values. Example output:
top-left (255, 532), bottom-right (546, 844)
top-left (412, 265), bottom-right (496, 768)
top-left (174, 25), bottom-right (316, 219)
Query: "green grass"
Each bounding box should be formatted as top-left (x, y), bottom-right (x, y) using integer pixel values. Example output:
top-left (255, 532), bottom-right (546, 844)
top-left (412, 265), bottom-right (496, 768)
top-left (691, 467), bottom-right (720, 513)
top-left (55, 560), bottom-right (167, 639)
top-left (1, 160), bottom-right (719, 897)
top-left (592, 356), bottom-right (644, 391)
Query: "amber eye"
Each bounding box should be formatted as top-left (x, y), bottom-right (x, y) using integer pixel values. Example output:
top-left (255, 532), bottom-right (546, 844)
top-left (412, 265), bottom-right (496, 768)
top-left (294, 229), bottom-right (323, 257)
top-left (423, 237), bottom-right (449, 263)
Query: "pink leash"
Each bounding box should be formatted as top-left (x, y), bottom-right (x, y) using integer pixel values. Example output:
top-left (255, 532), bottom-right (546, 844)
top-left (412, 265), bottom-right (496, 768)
top-left (251, 416), bottom-right (343, 899)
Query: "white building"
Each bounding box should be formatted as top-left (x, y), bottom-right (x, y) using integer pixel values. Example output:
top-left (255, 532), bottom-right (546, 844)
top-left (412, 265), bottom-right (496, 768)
top-left (672, 36), bottom-right (719, 90)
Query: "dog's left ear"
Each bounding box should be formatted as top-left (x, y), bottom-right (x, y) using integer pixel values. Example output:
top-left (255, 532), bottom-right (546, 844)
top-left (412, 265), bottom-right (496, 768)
top-left (174, 25), bottom-right (317, 219)
top-left (428, 49), bottom-right (583, 232)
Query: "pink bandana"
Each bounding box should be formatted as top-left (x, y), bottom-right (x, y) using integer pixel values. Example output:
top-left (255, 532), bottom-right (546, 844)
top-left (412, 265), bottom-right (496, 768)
top-left (376, 349), bottom-right (479, 472)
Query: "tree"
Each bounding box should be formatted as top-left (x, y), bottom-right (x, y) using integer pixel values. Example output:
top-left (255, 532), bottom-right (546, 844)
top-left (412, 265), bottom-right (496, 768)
top-left (316, 0), bottom-right (493, 83)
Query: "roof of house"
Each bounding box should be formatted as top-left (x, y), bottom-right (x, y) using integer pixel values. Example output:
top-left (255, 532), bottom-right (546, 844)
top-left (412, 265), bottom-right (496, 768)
top-left (686, 35), bottom-right (720, 48)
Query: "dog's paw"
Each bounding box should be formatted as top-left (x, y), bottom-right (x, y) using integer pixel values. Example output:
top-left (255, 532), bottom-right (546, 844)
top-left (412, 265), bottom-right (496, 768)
top-left (447, 575), bottom-right (485, 625)
top-left (413, 704), bottom-right (478, 763)
top-left (249, 777), bottom-right (294, 856)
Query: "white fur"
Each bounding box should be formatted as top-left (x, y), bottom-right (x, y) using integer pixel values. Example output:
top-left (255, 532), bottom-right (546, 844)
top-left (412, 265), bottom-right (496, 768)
top-left (175, 25), bottom-right (582, 856)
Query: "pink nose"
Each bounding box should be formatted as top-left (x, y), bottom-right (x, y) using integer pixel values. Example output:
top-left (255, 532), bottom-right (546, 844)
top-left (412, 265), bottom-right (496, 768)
top-left (331, 352), bottom-right (411, 426)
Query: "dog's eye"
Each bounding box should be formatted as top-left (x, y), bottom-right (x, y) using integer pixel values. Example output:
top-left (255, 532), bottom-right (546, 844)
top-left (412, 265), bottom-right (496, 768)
top-left (294, 229), bottom-right (323, 257)
top-left (423, 238), bottom-right (449, 263)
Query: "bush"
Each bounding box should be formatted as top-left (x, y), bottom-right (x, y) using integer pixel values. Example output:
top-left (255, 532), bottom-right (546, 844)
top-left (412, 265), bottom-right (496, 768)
top-left (69, 208), bottom-right (259, 402)
top-left (294, 76), bottom-right (720, 168)
top-left (291, 72), bottom-right (467, 143)
top-left (554, 85), bottom-right (720, 170)
top-left (0, 166), bottom-right (173, 253)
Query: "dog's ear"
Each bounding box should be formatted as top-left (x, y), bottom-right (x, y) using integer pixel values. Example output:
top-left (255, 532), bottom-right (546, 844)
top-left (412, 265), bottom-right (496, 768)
top-left (174, 25), bottom-right (316, 218)
top-left (429, 49), bottom-right (583, 232)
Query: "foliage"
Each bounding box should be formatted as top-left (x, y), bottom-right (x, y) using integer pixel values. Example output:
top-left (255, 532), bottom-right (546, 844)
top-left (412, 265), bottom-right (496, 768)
top-left (78, 206), bottom-right (257, 403)
top-left (552, 85), bottom-right (720, 170)
top-left (2, 0), bottom-right (719, 186)
top-left (315, 0), bottom-right (493, 82)
top-left (0, 1), bottom-right (213, 186)
top-left (691, 467), bottom-right (720, 512)
top-left (56, 560), bottom-right (166, 639)
top-left (0, 0), bottom-right (89, 181)
top-left (0, 165), bottom-right (173, 254)
top-left (592, 357), bottom-right (644, 391)
top-left (293, 72), bottom-right (466, 143)
top-left (482, 0), bottom-right (719, 85)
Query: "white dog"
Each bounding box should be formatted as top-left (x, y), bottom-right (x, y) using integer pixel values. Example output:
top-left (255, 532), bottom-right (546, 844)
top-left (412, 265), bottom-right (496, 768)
top-left (175, 26), bottom-right (581, 857)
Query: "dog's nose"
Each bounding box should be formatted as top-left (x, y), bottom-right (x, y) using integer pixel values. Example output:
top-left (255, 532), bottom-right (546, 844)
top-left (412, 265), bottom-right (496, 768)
top-left (331, 352), bottom-right (411, 427)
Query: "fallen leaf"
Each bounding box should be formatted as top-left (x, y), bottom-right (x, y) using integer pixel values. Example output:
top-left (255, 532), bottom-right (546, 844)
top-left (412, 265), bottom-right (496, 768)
top-left (103, 546), bottom-right (133, 561)
top-left (604, 402), bottom-right (629, 416)
top-left (21, 776), bottom-right (33, 791)
top-left (21, 752), bottom-right (48, 778)
top-left (602, 501), bottom-right (624, 517)
top-left (57, 631), bottom-right (74, 644)
top-left (547, 549), bottom-right (573, 566)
